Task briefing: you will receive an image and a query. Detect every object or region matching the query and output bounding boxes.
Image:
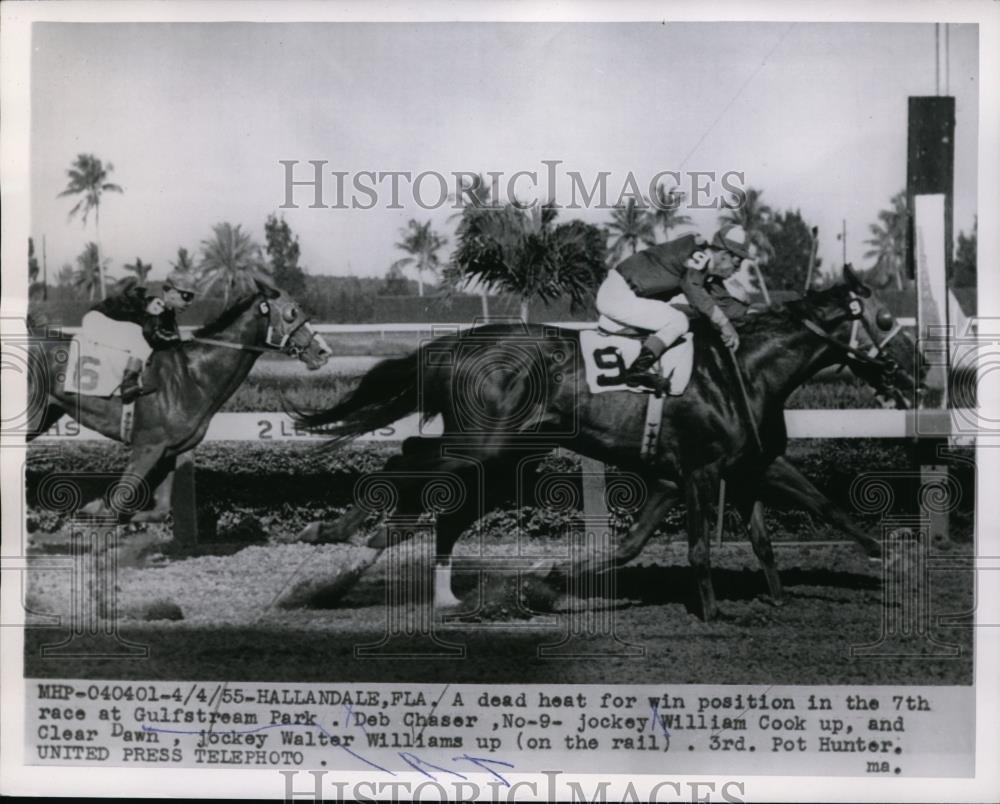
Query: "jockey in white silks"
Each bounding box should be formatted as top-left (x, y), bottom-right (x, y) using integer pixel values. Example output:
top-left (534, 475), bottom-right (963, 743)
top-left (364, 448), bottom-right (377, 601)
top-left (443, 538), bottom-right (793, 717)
top-left (595, 223), bottom-right (754, 389)
top-left (81, 270), bottom-right (198, 403)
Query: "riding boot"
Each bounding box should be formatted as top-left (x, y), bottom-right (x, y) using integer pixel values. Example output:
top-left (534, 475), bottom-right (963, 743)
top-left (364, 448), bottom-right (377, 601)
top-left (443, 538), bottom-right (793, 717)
top-left (120, 357), bottom-right (154, 404)
top-left (623, 346), bottom-right (662, 389)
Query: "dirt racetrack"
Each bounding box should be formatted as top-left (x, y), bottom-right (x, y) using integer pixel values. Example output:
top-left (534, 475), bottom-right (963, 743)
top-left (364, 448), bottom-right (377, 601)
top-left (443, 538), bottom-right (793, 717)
top-left (24, 533), bottom-right (973, 686)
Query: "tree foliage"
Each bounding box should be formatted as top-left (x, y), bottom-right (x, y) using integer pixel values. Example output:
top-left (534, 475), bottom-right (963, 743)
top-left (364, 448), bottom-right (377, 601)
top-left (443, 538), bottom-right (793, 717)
top-left (720, 186), bottom-right (774, 261)
top-left (171, 247), bottom-right (196, 274)
top-left (73, 242), bottom-right (111, 301)
top-left (449, 203), bottom-right (607, 320)
top-left (58, 153), bottom-right (123, 299)
top-left (393, 219), bottom-right (448, 298)
top-left (953, 217), bottom-right (976, 288)
top-left (29, 238), bottom-right (41, 284)
top-left (123, 257), bottom-right (153, 284)
top-left (762, 209), bottom-right (820, 291)
top-left (863, 191), bottom-right (907, 290)
top-left (649, 185), bottom-right (692, 242)
top-left (606, 198), bottom-right (657, 261)
top-left (265, 214), bottom-right (308, 297)
top-left (198, 222), bottom-right (265, 302)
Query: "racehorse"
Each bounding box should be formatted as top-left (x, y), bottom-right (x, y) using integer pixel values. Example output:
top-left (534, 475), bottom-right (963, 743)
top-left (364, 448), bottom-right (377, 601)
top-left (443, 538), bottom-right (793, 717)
top-left (290, 267), bottom-right (920, 619)
top-left (27, 278), bottom-right (331, 521)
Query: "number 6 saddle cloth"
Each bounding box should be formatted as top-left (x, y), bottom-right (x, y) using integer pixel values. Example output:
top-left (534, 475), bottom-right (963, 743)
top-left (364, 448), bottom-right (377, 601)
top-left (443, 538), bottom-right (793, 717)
top-left (580, 326), bottom-right (694, 396)
top-left (62, 336), bottom-right (132, 397)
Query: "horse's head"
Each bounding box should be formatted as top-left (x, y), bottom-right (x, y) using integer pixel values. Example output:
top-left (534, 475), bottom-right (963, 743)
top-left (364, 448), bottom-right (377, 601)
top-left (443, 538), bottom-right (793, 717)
top-left (794, 265), bottom-right (926, 408)
top-left (252, 277), bottom-right (332, 370)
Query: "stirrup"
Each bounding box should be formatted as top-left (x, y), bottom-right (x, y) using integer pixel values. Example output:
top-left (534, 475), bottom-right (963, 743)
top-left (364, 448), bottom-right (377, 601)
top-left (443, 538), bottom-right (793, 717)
top-left (624, 371), bottom-right (664, 392)
top-left (121, 385), bottom-right (156, 405)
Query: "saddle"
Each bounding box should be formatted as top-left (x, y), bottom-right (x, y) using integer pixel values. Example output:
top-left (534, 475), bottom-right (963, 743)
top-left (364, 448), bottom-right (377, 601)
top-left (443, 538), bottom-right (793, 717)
top-left (581, 316), bottom-right (695, 397)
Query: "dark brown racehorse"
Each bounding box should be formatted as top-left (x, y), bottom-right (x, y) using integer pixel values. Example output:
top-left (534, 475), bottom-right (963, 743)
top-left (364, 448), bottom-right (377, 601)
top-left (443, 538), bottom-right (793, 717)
top-left (291, 267), bottom-right (919, 619)
top-left (27, 278), bottom-right (331, 521)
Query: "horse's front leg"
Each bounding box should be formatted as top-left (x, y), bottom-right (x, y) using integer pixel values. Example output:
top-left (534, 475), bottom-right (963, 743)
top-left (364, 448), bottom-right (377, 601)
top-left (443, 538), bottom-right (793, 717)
top-left (685, 474), bottom-right (718, 621)
top-left (79, 443), bottom-right (167, 520)
top-left (738, 496), bottom-right (784, 605)
top-left (130, 456), bottom-right (177, 523)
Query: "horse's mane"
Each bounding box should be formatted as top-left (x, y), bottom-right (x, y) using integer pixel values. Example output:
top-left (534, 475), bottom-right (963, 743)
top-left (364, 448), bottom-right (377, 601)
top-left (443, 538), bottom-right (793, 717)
top-left (193, 293), bottom-right (259, 337)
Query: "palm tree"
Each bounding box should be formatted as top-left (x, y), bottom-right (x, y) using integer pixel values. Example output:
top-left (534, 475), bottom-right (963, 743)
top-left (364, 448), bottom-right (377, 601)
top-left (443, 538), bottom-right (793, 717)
top-left (56, 264), bottom-right (75, 289)
top-left (448, 173), bottom-right (495, 223)
top-left (58, 154), bottom-right (123, 299)
top-left (606, 198), bottom-right (657, 261)
top-left (123, 257), bottom-right (153, 284)
top-left (447, 173), bottom-right (497, 318)
top-left (719, 187), bottom-right (774, 262)
top-left (450, 203), bottom-right (607, 322)
top-left (198, 222), bottom-right (265, 303)
top-left (73, 242), bottom-right (110, 301)
top-left (171, 247), bottom-right (196, 274)
top-left (393, 219), bottom-right (447, 298)
top-left (649, 186), bottom-right (692, 242)
top-left (863, 191), bottom-right (908, 290)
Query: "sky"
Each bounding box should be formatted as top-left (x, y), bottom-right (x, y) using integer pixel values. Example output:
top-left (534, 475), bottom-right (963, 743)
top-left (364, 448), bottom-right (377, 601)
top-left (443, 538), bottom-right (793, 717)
top-left (30, 21), bottom-right (979, 285)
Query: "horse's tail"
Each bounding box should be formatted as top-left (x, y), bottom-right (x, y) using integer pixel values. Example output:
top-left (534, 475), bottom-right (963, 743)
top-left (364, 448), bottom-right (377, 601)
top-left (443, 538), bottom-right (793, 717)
top-left (293, 351), bottom-right (424, 445)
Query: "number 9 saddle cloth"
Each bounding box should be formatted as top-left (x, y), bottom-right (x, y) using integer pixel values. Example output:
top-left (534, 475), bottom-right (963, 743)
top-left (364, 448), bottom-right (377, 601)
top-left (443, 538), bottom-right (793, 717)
top-left (580, 326), bottom-right (694, 396)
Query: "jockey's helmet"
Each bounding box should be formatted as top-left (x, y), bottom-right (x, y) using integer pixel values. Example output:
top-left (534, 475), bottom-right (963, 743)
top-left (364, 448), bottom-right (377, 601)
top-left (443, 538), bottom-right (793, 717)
top-left (711, 224), bottom-right (752, 261)
top-left (164, 270), bottom-right (198, 296)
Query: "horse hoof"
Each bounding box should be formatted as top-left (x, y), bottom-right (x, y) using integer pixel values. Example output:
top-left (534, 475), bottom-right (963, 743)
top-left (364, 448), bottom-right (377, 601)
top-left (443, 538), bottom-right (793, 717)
top-left (434, 591), bottom-right (463, 610)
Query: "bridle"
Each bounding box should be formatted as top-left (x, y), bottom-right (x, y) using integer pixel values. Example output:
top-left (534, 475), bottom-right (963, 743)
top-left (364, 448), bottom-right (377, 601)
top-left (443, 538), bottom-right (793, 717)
top-left (793, 288), bottom-right (905, 382)
top-left (190, 296), bottom-right (327, 360)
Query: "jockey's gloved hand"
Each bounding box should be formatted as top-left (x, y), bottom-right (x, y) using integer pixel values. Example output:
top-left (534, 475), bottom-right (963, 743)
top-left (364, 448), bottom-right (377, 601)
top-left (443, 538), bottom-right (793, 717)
top-left (720, 322), bottom-right (740, 352)
top-left (709, 306), bottom-right (740, 352)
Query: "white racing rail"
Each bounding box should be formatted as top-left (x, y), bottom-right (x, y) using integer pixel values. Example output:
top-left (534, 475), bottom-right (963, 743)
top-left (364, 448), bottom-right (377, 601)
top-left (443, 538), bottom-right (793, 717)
top-left (36, 408), bottom-right (975, 443)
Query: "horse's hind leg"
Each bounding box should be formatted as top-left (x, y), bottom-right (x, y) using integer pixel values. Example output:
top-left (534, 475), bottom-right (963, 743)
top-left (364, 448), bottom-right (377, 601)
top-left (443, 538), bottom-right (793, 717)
top-left (292, 439), bottom-right (481, 548)
top-left (685, 474), bottom-right (718, 621)
top-left (759, 457), bottom-right (881, 558)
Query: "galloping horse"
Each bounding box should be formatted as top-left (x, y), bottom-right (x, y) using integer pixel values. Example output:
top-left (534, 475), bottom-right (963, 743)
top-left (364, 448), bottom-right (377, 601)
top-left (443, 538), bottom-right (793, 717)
top-left (27, 278), bottom-right (331, 521)
top-left (291, 267), bottom-right (919, 619)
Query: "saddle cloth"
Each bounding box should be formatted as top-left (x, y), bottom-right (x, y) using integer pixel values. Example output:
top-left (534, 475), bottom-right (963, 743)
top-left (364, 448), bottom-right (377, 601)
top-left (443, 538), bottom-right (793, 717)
top-left (63, 336), bottom-right (131, 397)
top-left (580, 329), bottom-right (694, 396)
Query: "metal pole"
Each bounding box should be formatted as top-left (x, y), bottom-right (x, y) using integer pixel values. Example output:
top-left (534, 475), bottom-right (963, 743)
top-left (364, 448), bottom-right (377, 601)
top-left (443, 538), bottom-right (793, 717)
top-left (42, 235), bottom-right (48, 301)
top-left (841, 219), bottom-right (847, 267)
top-left (945, 23), bottom-right (950, 95)
top-left (934, 23), bottom-right (940, 95)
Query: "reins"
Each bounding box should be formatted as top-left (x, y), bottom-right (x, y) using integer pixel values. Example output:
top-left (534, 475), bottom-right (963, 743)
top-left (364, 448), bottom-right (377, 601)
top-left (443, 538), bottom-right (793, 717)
top-left (185, 338), bottom-right (275, 353)
top-left (188, 337), bottom-right (274, 353)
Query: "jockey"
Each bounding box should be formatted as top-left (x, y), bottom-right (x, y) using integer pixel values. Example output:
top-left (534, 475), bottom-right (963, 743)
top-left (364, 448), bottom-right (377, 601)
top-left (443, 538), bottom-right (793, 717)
top-left (595, 223), bottom-right (752, 389)
top-left (82, 270), bottom-right (198, 403)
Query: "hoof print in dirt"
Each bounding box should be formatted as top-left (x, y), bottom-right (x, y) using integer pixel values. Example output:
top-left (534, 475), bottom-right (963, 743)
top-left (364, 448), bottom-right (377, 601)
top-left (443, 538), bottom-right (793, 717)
top-left (476, 573), bottom-right (561, 621)
top-left (274, 545), bottom-right (381, 609)
top-left (215, 513), bottom-right (267, 543)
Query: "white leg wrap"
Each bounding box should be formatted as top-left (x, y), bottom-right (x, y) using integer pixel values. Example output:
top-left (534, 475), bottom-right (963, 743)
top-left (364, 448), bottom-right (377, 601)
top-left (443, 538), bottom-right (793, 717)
top-left (434, 560), bottom-right (461, 609)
